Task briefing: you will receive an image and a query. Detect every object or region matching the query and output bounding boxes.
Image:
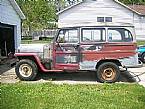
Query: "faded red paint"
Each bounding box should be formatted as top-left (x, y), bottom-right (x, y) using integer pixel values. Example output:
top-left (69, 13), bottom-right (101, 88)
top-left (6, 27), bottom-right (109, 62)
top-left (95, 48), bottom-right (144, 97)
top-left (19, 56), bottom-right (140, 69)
top-left (81, 42), bottom-right (137, 61)
top-left (15, 26), bottom-right (139, 72)
top-left (15, 53), bottom-right (63, 72)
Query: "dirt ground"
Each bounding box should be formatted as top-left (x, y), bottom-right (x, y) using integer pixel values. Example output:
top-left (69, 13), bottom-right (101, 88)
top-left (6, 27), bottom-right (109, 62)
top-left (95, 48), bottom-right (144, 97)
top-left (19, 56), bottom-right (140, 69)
top-left (0, 64), bottom-right (145, 86)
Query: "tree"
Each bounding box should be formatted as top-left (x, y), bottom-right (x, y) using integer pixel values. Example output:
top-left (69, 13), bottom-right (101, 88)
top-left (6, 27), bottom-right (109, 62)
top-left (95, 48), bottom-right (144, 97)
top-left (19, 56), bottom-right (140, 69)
top-left (16, 0), bottom-right (57, 32)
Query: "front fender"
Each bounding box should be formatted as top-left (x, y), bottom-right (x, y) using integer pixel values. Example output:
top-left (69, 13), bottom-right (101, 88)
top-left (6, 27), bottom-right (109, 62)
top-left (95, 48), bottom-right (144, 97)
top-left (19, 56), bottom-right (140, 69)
top-left (15, 53), bottom-right (47, 72)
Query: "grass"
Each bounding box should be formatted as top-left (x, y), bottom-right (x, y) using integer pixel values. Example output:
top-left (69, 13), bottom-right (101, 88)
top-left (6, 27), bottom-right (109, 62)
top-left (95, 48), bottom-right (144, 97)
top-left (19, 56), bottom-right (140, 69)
top-left (21, 40), bottom-right (50, 44)
top-left (21, 40), bottom-right (145, 45)
top-left (0, 83), bottom-right (145, 109)
top-left (137, 41), bottom-right (145, 46)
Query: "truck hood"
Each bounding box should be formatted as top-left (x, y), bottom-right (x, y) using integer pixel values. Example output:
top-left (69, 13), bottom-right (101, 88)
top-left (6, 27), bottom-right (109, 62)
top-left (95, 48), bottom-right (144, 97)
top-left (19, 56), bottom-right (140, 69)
top-left (18, 43), bottom-right (52, 59)
top-left (18, 44), bottom-right (46, 53)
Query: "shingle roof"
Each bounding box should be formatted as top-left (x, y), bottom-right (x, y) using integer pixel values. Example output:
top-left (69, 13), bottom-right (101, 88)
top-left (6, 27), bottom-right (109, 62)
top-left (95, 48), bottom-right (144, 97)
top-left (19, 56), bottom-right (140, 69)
top-left (128, 5), bottom-right (145, 15)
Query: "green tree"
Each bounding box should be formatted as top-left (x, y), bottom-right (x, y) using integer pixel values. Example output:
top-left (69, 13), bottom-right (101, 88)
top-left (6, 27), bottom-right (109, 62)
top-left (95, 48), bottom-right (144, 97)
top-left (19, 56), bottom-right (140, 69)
top-left (16, 0), bottom-right (57, 32)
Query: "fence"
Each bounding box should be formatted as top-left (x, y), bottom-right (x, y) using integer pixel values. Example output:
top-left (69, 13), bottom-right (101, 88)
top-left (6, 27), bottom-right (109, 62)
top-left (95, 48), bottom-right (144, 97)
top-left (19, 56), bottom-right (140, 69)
top-left (22, 29), bottom-right (57, 40)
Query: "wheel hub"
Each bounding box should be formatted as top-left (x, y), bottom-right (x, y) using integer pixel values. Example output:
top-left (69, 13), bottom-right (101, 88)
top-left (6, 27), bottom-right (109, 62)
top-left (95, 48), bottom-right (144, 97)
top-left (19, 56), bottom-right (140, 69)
top-left (102, 68), bottom-right (116, 81)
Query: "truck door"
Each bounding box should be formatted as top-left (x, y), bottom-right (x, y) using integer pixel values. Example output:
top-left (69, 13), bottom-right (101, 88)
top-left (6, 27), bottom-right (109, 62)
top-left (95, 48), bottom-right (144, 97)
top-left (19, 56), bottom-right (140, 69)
top-left (54, 28), bottom-right (80, 70)
top-left (79, 28), bottom-right (106, 70)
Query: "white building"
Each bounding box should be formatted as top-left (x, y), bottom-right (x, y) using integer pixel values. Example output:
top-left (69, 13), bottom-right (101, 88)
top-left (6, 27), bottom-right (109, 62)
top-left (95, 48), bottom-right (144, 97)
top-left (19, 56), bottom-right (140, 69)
top-left (57, 0), bottom-right (145, 40)
top-left (0, 0), bottom-right (25, 56)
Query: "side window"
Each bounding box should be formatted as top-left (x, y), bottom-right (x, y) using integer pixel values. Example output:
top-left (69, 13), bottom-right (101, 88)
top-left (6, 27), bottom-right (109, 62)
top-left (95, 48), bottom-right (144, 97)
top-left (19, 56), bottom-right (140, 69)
top-left (82, 28), bottom-right (105, 42)
top-left (57, 29), bottom-right (78, 43)
top-left (108, 30), bottom-right (122, 41)
top-left (108, 28), bottom-right (133, 42)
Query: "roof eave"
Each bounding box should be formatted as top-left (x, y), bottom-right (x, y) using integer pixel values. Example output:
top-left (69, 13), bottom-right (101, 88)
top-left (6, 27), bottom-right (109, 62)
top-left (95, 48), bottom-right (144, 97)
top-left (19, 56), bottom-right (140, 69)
top-left (114, 0), bottom-right (145, 16)
top-left (56, 1), bottom-right (83, 15)
top-left (57, 0), bottom-right (145, 16)
top-left (9, 0), bottom-right (26, 20)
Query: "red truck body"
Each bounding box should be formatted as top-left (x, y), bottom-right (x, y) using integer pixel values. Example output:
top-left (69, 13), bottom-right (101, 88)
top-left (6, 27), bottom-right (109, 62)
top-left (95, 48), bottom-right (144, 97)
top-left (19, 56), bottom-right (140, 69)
top-left (15, 26), bottom-right (142, 82)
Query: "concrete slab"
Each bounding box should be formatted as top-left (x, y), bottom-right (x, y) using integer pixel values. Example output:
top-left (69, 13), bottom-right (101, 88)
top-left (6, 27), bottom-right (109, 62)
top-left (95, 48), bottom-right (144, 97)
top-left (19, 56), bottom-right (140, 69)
top-left (128, 66), bottom-right (145, 87)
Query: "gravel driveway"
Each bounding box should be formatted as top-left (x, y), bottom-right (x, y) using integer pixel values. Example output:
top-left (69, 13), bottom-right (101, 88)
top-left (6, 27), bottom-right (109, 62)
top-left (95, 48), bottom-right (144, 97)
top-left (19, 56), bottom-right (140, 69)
top-left (1, 64), bottom-right (145, 87)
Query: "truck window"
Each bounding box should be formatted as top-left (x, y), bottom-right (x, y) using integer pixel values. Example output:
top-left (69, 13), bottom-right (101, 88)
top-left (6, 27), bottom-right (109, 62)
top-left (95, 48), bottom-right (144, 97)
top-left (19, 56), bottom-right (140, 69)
top-left (108, 28), bottom-right (133, 42)
top-left (82, 28), bottom-right (105, 42)
top-left (57, 29), bottom-right (78, 43)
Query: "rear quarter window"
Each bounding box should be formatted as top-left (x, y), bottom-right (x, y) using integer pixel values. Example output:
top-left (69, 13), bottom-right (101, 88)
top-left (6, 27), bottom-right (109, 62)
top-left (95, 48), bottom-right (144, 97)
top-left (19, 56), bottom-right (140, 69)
top-left (108, 28), bottom-right (133, 42)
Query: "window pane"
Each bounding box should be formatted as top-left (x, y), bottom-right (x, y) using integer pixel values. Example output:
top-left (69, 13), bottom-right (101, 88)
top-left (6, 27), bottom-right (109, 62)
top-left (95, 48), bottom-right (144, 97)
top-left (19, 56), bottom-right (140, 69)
top-left (108, 28), bottom-right (133, 42)
top-left (105, 17), bottom-right (112, 22)
top-left (108, 30), bottom-right (122, 41)
top-left (66, 30), bottom-right (78, 43)
top-left (58, 29), bottom-right (78, 43)
top-left (82, 29), bottom-right (105, 42)
top-left (97, 17), bottom-right (104, 22)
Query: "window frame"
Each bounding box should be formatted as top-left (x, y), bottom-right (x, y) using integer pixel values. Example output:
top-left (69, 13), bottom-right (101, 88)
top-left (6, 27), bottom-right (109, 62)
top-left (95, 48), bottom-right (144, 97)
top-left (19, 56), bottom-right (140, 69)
top-left (56, 28), bottom-right (79, 43)
top-left (81, 28), bottom-right (106, 42)
top-left (105, 17), bottom-right (112, 22)
top-left (107, 28), bottom-right (133, 42)
top-left (97, 17), bottom-right (105, 22)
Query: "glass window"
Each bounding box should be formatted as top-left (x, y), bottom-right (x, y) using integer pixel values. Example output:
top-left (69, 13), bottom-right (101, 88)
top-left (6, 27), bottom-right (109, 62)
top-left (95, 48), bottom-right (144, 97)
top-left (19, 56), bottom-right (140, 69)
top-left (57, 29), bottom-right (78, 43)
top-left (108, 28), bottom-right (133, 42)
top-left (82, 28), bottom-right (105, 42)
top-left (105, 17), bottom-right (112, 22)
top-left (97, 17), bottom-right (104, 22)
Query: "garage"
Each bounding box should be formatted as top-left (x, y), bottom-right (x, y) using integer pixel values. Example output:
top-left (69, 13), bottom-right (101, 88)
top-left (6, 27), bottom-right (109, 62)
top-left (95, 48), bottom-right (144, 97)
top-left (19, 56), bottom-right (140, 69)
top-left (0, 23), bottom-right (15, 56)
top-left (0, 0), bottom-right (25, 65)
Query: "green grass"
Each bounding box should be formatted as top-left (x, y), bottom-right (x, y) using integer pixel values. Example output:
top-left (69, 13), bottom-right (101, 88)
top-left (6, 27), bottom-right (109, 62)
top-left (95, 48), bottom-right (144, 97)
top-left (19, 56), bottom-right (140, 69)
top-left (1, 83), bottom-right (145, 109)
top-left (137, 41), bottom-right (145, 46)
top-left (21, 40), bottom-right (145, 45)
top-left (21, 40), bottom-right (50, 44)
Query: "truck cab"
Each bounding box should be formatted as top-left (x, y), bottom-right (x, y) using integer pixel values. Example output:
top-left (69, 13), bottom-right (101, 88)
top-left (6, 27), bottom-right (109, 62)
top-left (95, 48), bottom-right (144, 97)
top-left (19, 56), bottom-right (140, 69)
top-left (15, 25), bottom-right (141, 82)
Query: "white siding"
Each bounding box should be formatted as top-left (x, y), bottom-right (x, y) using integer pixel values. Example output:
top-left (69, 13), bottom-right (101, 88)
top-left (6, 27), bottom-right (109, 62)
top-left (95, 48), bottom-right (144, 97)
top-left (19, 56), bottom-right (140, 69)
top-left (58, 0), bottom-right (145, 40)
top-left (0, 0), bottom-right (21, 49)
top-left (134, 16), bottom-right (145, 40)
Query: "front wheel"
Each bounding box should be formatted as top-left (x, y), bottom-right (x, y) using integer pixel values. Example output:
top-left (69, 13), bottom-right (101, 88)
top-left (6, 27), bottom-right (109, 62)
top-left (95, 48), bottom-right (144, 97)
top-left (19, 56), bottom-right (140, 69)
top-left (96, 62), bottom-right (120, 83)
top-left (15, 59), bottom-right (38, 81)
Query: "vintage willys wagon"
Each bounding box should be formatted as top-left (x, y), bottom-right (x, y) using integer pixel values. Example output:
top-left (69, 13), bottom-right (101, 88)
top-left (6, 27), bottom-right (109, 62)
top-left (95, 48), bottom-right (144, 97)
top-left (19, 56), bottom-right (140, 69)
top-left (15, 25), bottom-right (142, 82)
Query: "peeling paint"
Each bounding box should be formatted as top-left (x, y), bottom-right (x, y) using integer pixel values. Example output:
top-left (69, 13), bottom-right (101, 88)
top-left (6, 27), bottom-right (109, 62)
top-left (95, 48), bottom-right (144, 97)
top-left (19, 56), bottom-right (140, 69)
top-left (79, 61), bottom-right (97, 70)
top-left (119, 54), bottom-right (139, 67)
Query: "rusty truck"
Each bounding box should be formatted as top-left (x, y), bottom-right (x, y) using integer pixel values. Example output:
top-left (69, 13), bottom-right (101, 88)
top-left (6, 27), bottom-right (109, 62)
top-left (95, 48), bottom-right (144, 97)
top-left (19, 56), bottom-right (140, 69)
top-left (15, 25), bottom-right (142, 83)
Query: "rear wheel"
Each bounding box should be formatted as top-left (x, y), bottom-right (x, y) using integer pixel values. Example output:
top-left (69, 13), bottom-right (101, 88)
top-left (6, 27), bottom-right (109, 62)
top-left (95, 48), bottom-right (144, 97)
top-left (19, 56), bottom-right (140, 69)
top-left (141, 53), bottom-right (145, 63)
top-left (15, 59), bottom-right (38, 81)
top-left (96, 62), bottom-right (120, 83)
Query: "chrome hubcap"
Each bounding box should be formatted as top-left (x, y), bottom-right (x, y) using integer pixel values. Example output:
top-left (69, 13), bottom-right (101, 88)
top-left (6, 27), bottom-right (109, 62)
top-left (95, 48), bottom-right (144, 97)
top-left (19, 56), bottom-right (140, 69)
top-left (19, 64), bottom-right (32, 77)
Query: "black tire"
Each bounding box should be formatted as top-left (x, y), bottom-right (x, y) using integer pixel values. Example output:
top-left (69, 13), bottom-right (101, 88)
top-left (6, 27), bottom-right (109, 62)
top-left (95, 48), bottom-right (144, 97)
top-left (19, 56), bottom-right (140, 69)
top-left (15, 59), bottom-right (38, 81)
top-left (96, 62), bottom-right (120, 83)
top-left (141, 53), bottom-right (145, 63)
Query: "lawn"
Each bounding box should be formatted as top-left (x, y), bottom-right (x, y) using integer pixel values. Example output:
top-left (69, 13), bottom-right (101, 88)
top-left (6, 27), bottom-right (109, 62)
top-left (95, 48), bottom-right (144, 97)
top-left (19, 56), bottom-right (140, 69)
top-left (0, 83), bottom-right (145, 109)
top-left (21, 40), bottom-right (50, 44)
top-left (21, 40), bottom-right (145, 45)
top-left (137, 41), bottom-right (145, 46)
